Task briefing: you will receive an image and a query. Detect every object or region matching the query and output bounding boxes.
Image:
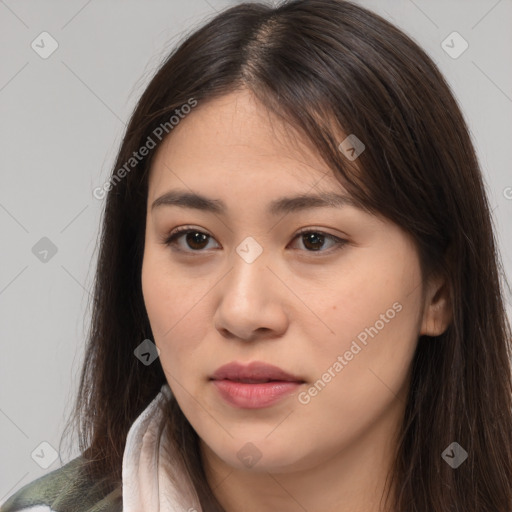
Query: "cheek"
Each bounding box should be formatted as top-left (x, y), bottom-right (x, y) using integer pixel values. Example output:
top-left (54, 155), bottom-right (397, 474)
top-left (294, 315), bottom-right (418, 454)
top-left (302, 253), bottom-right (422, 417)
top-left (322, 242), bottom-right (422, 349)
top-left (141, 250), bottom-right (206, 363)
top-left (141, 254), bottom-right (175, 338)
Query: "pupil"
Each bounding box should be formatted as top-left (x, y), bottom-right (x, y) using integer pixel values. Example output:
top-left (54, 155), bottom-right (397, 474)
top-left (304, 233), bottom-right (324, 251)
top-left (187, 232), bottom-right (208, 249)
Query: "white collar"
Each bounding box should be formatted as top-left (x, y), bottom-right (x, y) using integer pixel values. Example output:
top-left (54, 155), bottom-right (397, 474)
top-left (122, 383), bottom-right (203, 511)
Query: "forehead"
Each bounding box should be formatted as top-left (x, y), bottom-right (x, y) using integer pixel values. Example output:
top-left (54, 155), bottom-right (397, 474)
top-left (148, 89), bottom-right (347, 196)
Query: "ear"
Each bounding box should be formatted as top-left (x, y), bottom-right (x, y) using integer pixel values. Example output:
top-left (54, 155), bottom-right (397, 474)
top-left (419, 273), bottom-right (452, 337)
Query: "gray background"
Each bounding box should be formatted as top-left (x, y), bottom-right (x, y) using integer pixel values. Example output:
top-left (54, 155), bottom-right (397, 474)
top-left (1, 0), bottom-right (511, 503)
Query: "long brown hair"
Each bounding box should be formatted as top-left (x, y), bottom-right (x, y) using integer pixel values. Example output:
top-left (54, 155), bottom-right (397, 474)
top-left (60, 1), bottom-right (512, 510)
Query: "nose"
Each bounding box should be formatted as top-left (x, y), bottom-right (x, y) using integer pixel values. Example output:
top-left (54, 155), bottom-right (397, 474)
top-left (213, 248), bottom-right (289, 342)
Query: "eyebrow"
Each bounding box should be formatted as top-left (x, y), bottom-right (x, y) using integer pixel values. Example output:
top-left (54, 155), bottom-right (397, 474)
top-left (151, 189), bottom-right (362, 216)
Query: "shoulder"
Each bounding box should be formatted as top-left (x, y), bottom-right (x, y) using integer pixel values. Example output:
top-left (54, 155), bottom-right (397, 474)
top-left (0, 456), bottom-right (122, 512)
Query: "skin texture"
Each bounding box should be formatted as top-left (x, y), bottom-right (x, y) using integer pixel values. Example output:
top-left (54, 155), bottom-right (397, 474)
top-left (141, 88), bottom-right (452, 512)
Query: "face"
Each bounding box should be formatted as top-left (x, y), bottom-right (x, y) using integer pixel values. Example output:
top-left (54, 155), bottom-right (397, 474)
top-left (141, 88), bottom-right (439, 475)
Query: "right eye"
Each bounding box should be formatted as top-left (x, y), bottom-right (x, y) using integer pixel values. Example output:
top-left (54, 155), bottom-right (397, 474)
top-left (162, 226), bottom-right (220, 253)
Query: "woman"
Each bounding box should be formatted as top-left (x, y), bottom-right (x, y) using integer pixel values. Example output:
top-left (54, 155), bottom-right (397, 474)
top-left (2, 0), bottom-right (511, 511)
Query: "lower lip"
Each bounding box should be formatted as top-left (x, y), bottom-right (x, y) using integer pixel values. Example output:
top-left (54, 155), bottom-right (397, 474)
top-left (211, 379), bottom-right (303, 409)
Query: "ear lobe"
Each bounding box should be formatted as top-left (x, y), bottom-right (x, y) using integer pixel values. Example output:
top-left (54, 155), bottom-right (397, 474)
top-left (420, 278), bottom-right (452, 337)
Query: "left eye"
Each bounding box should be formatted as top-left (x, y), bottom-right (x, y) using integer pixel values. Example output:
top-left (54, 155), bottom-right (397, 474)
top-left (162, 227), bottom-right (347, 254)
top-left (291, 229), bottom-right (347, 252)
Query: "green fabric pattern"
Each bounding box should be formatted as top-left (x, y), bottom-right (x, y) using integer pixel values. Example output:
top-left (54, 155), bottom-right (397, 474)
top-left (0, 456), bottom-right (122, 512)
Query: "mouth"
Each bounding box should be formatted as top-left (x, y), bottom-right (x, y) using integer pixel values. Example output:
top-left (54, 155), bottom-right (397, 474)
top-left (224, 378), bottom-right (286, 383)
top-left (209, 361), bottom-right (305, 409)
top-left (210, 361), bottom-right (305, 383)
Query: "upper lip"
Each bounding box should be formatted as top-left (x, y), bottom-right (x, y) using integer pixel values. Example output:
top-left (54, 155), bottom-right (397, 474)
top-left (210, 361), bottom-right (305, 383)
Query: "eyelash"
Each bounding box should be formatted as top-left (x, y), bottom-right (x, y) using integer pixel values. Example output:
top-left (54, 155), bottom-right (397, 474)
top-left (161, 226), bottom-right (348, 255)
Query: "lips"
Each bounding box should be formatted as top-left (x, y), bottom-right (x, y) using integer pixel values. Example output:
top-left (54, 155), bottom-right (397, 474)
top-left (210, 361), bottom-right (305, 409)
top-left (210, 361), bottom-right (304, 383)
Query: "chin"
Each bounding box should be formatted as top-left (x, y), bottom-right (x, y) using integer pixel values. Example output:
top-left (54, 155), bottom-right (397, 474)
top-left (206, 435), bottom-right (317, 474)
